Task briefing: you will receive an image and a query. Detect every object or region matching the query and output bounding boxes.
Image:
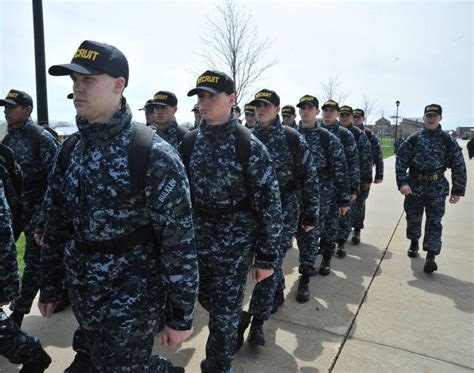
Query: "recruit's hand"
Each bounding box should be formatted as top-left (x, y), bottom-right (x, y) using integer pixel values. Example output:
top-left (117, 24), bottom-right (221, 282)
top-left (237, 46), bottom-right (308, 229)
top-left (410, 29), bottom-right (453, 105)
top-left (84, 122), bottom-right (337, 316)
top-left (351, 193), bottom-right (357, 202)
top-left (374, 178), bottom-right (383, 184)
top-left (449, 195), bottom-right (461, 204)
top-left (399, 185), bottom-right (412, 196)
top-left (162, 326), bottom-right (192, 347)
top-left (38, 302), bottom-right (57, 318)
top-left (339, 207), bottom-right (349, 216)
top-left (300, 224), bottom-right (315, 232)
top-left (251, 267), bottom-right (274, 282)
top-left (34, 233), bottom-right (44, 246)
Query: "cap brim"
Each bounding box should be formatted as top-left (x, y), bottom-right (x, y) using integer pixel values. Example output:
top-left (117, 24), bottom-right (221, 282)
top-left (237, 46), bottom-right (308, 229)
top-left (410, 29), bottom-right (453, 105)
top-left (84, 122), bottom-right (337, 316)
top-left (425, 111), bottom-right (440, 115)
top-left (249, 98), bottom-right (275, 106)
top-left (245, 111), bottom-right (255, 114)
top-left (296, 102), bottom-right (316, 108)
top-left (322, 105), bottom-right (339, 110)
top-left (187, 86), bottom-right (223, 97)
top-left (48, 63), bottom-right (103, 76)
top-left (0, 98), bottom-right (19, 106)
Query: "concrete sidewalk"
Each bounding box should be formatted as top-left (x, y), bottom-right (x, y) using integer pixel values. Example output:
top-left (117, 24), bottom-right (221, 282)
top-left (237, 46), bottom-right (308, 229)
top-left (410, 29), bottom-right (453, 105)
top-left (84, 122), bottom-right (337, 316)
top-left (1, 146), bottom-right (472, 372)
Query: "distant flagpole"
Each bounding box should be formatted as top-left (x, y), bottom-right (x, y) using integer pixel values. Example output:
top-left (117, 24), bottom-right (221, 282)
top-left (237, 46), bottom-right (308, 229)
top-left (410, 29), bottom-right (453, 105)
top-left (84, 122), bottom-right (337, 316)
top-left (32, 0), bottom-right (49, 124)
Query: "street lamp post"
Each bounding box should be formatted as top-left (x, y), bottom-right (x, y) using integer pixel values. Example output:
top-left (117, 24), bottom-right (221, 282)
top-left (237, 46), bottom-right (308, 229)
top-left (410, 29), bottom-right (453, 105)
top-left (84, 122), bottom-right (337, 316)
top-left (394, 100), bottom-right (400, 140)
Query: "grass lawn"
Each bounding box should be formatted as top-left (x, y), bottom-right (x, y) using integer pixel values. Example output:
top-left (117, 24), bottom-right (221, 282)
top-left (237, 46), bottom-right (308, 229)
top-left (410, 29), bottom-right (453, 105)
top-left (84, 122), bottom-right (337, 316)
top-left (381, 137), bottom-right (395, 158)
top-left (16, 233), bottom-right (26, 276)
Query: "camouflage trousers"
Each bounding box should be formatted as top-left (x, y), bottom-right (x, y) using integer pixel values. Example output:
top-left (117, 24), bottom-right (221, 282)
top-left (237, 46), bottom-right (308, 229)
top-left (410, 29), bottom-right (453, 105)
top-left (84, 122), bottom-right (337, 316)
top-left (0, 308), bottom-right (43, 365)
top-left (319, 186), bottom-right (338, 257)
top-left (65, 244), bottom-right (174, 372)
top-left (404, 193), bottom-right (446, 254)
top-left (351, 186), bottom-right (370, 230)
top-left (248, 196), bottom-right (298, 320)
top-left (195, 214), bottom-right (257, 373)
top-left (10, 216), bottom-right (41, 315)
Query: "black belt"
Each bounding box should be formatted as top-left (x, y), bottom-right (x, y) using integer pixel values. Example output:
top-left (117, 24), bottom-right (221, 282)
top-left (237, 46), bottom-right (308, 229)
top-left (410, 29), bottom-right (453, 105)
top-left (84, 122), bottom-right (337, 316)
top-left (193, 198), bottom-right (252, 220)
top-left (75, 224), bottom-right (155, 254)
top-left (409, 169), bottom-right (445, 182)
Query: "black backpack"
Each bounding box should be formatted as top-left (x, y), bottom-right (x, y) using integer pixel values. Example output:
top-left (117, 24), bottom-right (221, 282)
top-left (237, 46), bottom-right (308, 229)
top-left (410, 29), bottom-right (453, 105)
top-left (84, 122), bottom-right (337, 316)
top-left (180, 124), bottom-right (300, 176)
top-left (57, 124), bottom-right (155, 193)
top-left (0, 143), bottom-right (24, 240)
top-left (406, 130), bottom-right (454, 167)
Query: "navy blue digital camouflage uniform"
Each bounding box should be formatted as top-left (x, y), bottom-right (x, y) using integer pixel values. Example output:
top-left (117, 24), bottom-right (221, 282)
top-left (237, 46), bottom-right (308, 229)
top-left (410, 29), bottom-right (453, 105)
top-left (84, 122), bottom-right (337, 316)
top-left (337, 124), bottom-right (373, 243)
top-left (0, 180), bottom-right (47, 365)
top-left (151, 121), bottom-right (187, 150)
top-left (297, 124), bottom-right (351, 265)
top-left (40, 102), bottom-right (198, 372)
top-left (180, 115), bottom-right (282, 373)
top-left (249, 117), bottom-right (319, 320)
top-left (320, 121), bottom-right (359, 255)
top-left (352, 125), bottom-right (384, 231)
top-left (3, 117), bottom-right (59, 316)
top-left (396, 125), bottom-right (466, 254)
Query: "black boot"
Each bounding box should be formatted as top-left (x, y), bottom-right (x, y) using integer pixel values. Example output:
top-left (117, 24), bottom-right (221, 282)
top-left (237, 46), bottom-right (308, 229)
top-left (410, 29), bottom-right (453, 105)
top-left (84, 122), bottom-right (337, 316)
top-left (423, 251), bottom-right (438, 273)
top-left (271, 287), bottom-right (285, 314)
top-left (407, 240), bottom-right (419, 258)
top-left (296, 275), bottom-right (310, 303)
top-left (336, 240), bottom-right (346, 258)
top-left (351, 229), bottom-right (361, 245)
top-left (10, 311), bottom-right (24, 328)
top-left (64, 352), bottom-right (94, 373)
top-left (236, 311), bottom-right (251, 351)
top-left (248, 318), bottom-right (265, 346)
top-left (19, 349), bottom-right (51, 373)
top-left (319, 254), bottom-right (332, 276)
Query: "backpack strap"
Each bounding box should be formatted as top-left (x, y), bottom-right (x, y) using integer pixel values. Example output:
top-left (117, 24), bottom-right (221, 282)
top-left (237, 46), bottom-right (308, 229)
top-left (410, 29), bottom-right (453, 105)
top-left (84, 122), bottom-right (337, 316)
top-left (180, 129), bottom-right (199, 171)
top-left (338, 126), bottom-right (349, 146)
top-left (234, 124), bottom-right (252, 175)
top-left (176, 125), bottom-right (188, 144)
top-left (58, 132), bottom-right (81, 175)
top-left (128, 124), bottom-right (156, 193)
top-left (284, 125), bottom-right (300, 160)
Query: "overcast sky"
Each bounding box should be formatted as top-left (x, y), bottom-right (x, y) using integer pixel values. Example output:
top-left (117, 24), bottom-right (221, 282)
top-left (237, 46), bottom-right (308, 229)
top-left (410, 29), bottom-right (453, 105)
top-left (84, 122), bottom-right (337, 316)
top-left (0, 0), bottom-right (472, 129)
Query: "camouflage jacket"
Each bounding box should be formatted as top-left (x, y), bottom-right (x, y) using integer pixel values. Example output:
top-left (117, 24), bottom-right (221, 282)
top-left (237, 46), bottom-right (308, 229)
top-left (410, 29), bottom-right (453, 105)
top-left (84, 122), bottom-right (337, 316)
top-left (0, 180), bottom-right (19, 303)
top-left (298, 123), bottom-right (351, 207)
top-left (3, 117), bottom-right (59, 213)
top-left (357, 125), bottom-right (384, 180)
top-left (253, 117), bottom-right (319, 227)
top-left (346, 124), bottom-right (373, 184)
top-left (396, 125), bottom-right (466, 196)
top-left (321, 121), bottom-right (360, 193)
top-left (40, 103), bottom-right (198, 330)
top-left (151, 121), bottom-right (187, 150)
top-left (184, 115), bottom-right (283, 270)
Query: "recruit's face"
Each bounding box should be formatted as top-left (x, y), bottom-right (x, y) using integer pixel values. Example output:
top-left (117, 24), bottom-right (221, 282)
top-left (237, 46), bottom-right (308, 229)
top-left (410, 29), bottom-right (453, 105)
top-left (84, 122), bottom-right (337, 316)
top-left (245, 112), bottom-right (256, 127)
top-left (3, 104), bottom-right (31, 127)
top-left (282, 114), bottom-right (296, 126)
top-left (145, 106), bottom-right (158, 125)
top-left (424, 113), bottom-right (442, 130)
top-left (353, 114), bottom-right (365, 126)
top-left (197, 91), bottom-right (235, 125)
top-left (339, 112), bottom-right (353, 127)
top-left (298, 104), bottom-right (319, 124)
top-left (322, 108), bottom-right (339, 123)
top-left (156, 105), bottom-right (177, 125)
top-left (71, 72), bottom-right (124, 123)
top-left (255, 102), bottom-right (279, 126)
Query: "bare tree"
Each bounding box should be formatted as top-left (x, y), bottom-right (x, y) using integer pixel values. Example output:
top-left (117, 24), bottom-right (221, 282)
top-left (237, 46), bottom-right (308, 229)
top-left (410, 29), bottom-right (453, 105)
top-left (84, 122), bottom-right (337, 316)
top-left (319, 76), bottom-right (349, 104)
top-left (361, 95), bottom-right (377, 124)
top-left (199, 0), bottom-right (278, 105)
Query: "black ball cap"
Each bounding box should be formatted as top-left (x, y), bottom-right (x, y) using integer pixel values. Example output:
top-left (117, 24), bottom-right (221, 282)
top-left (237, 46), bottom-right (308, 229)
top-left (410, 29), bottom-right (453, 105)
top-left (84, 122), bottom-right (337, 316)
top-left (296, 95), bottom-right (319, 109)
top-left (322, 99), bottom-right (340, 111)
top-left (48, 40), bottom-right (129, 86)
top-left (353, 108), bottom-right (365, 117)
top-left (424, 104), bottom-right (442, 115)
top-left (187, 70), bottom-right (235, 96)
top-left (0, 89), bottom-right (33, 107)
top-left (249, 89), bottom-right (280, 106)
top-left (281, 105), bottom-right (296, 116)
top-left (339, 105), bottom-right (353, 115)
top-left (152, 91), bottom-right (178, 107)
